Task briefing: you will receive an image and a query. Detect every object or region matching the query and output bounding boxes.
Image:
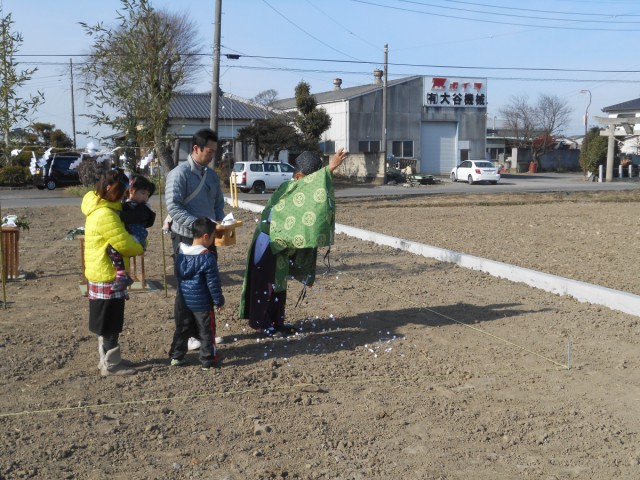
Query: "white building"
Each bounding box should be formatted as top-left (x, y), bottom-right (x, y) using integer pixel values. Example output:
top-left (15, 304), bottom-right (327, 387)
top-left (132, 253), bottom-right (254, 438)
top-left (274, 73), bottom-right (488, 181)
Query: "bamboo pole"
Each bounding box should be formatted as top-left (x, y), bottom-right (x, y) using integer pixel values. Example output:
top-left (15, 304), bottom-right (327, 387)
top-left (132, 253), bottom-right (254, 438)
top-left (0, 201), bottom-right (6, 308)
top-left (157, 165), bottom-right (168, 297)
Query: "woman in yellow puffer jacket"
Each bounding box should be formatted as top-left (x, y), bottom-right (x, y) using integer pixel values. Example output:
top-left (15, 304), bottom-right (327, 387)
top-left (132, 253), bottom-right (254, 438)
top-left (81, 168), bottom-right (144, 376)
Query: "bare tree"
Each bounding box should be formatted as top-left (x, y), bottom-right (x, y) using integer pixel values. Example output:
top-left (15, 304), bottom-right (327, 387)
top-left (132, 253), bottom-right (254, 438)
top-left (80, 0), bottom-right (202, 173)
top-left (533, 93), bottom-right (572, 155)
top-left (499, 95), bottom-right (536, 149)
top-left (252, 89), bottom-right (279, 117)
top-left (500, 93), bottom-right (572, 167)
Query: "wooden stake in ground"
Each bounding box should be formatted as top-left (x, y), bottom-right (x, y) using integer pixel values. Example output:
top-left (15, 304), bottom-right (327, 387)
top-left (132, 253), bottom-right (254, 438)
top-left (0, 201), bottom-right (7, 308)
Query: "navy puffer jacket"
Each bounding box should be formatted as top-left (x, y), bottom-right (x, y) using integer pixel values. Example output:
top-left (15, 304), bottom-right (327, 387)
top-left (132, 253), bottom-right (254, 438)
top-left (175, 244), bottom-right (225, 312)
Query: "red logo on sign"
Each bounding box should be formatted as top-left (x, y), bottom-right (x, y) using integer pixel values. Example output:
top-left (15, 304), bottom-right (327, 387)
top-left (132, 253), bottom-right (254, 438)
top-left (432, 77), bottom-right (446, 89)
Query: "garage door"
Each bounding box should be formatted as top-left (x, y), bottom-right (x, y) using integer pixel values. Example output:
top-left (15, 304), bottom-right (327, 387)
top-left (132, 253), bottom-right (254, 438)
top-left (420, 122), bottom-right (457, 174)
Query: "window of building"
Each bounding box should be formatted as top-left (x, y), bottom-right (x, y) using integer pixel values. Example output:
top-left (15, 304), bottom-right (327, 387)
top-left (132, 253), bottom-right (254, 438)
top-left (358, 140), bottom-right (380, 153)
top-left (320, 140), bottom-right (335, 154)
top-left (392, 140), bottom-right (414, 158)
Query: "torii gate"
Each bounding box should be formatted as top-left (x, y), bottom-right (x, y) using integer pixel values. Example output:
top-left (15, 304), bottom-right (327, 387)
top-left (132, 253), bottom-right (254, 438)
top-left (593, 116), bottom-right (640, 182)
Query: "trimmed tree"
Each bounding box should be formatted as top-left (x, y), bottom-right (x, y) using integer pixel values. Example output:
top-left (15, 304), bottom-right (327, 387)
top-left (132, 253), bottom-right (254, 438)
top-left (237, 116), bottom-right (301, 161)
top-left (293, 81), bottom-right (331, 153)
top-left (581, 126), bottom-right (610, 176)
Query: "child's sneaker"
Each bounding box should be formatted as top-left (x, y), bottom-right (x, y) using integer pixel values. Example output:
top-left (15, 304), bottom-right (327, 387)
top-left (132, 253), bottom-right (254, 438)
top-left (170, 358), bottom-right (186, 366)
top-left (112, 272), bottom-right (134, 291)
top-left (201, 354), bottom-right (218, 371)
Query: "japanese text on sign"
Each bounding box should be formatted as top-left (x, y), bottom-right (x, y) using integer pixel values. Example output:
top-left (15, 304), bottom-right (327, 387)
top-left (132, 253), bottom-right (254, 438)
top-left (424, 77), bottom-right (487, 108)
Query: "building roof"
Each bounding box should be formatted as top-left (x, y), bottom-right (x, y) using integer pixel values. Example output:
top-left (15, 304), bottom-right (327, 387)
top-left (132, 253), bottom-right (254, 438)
top-left (602, 98), bottom-right (640, 113)
top-left (272, 76), bottom-right (421, 110)
top-left (169, 92), bottom-right (271, 120)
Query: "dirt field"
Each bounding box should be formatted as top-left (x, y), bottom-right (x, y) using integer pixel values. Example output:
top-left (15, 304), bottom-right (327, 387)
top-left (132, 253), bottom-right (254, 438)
top-left (2, 189), bottom-right (640, 479)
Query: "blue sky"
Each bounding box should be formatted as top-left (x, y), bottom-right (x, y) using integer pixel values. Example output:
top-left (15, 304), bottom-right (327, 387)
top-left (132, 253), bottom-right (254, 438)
top-left (3, 0), bottom-right (640, 148)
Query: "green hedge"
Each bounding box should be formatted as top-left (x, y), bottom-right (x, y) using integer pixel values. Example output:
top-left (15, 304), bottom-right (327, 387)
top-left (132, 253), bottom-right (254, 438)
top-left (0, 166), bottom-right (32, 186)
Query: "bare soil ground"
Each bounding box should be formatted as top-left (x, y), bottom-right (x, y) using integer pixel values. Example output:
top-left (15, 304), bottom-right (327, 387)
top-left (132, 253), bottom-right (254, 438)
top-left (2, 189), bottom-right (640, 479)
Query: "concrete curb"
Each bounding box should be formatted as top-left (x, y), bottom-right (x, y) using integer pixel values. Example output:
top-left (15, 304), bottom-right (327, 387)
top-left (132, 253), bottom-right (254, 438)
top-left (226, 196), bottom-right (640, 318)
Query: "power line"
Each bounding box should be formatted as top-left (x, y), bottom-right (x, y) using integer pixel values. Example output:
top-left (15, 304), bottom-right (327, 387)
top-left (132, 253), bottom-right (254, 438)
top-left (351, 0), bottom-right (640, 31)
top-left (304, 0), bottom-right (381, 52)
top-left (12, 52), bottom-right (640, 77)
top-left (436, 0), bottom-right (640, 17)
top-left (261, 0), bottom-right (363, 61)
top-left (396, 0), bottom-right (640, 23)
top-left (225, 53), bottom-right (640, 74)
top-left (226, 64), bottom-right (640, 84)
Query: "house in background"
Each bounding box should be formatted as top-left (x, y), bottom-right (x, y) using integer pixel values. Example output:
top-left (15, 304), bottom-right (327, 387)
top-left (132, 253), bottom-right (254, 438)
top-left (601, 97), bottom-right (640, 156)
top-left (273, 72), bottom-right (487, 181)
top-left (168, 92), bottom-right (272, 163)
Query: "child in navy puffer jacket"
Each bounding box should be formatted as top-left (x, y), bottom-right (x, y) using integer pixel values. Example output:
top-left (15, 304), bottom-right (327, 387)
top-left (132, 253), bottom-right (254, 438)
top-left (169, 217), bottom-right (225, 370)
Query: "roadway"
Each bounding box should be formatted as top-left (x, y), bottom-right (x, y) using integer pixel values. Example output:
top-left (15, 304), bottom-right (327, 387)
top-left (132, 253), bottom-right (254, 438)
top-left (1, 172), bottom-right (638, 209)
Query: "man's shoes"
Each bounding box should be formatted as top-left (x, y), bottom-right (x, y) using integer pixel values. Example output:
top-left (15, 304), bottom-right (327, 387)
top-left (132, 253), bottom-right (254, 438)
top-left (261, 326), bottom-right (278, 338)
top-left (187, 337), bottom-right (201, 350)
top-left (260, 324), bottom-right (299, 338)
top-left (170, 358), bottom-right (186, 366)
top-left (276, 324), bottom-right (298, 337)
top-left (215, 336), bottom-right (224, 344)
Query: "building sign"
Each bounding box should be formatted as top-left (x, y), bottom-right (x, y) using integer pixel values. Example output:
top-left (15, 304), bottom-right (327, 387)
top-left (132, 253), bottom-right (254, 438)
top-left (424, 77), bottom-right (487, 108)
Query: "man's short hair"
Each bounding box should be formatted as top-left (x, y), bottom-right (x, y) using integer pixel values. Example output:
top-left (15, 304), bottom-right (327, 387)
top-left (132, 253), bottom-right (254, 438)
top-left (192, 128), bottom-right (218, 151)
top-left (191, 216), bottom-right (217, 239)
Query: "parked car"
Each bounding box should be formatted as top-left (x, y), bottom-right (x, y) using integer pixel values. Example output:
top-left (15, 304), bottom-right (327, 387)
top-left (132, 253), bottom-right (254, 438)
top-left (450, 160), bottom-right (501, 185)
top-left (230, 161), bottom-right (295, 193)
top-left (32, 154), bottom-right (82, 190)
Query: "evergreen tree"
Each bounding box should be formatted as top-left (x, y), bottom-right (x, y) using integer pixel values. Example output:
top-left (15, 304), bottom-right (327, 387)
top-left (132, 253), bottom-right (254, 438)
top-left (293, 81), bottom-right (331, 152)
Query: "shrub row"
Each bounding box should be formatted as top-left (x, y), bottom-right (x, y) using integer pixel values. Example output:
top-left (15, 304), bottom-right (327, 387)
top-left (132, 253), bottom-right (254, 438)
top-left (0, 166), bottom-right (32, 186)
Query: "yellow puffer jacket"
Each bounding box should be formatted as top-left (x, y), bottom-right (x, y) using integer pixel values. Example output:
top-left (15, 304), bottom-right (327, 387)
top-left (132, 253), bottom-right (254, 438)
top-left (81, 191), bottom-right (144, 282)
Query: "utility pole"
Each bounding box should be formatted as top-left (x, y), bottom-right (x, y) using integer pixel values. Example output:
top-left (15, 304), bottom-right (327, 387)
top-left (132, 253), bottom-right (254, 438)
top-left (210, 0), bottom-right (222, 132)
top-left (70, 59), bottom-right (76, 150)
top-left (381, 44), bottom-right (388, 184)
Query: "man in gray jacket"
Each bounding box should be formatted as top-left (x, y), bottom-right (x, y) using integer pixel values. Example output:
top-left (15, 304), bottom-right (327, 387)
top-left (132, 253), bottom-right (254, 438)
top-left (166, 128), bottom-right (225, 349)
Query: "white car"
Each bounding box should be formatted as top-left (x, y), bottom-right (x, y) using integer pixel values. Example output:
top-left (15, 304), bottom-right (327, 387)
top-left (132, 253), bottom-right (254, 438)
top-left (450, 160), bottom-right (501, 185)
top-left (230, 161), bottom-right (295, 193)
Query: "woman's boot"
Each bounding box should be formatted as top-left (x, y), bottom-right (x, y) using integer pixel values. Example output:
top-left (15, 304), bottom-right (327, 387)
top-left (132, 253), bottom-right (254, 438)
top-left (100, 345), bottom-right (136, 376)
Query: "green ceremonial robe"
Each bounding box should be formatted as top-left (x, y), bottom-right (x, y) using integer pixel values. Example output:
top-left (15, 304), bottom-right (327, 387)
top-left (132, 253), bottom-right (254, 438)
top-left (238, 166), bottom-right (336, 320)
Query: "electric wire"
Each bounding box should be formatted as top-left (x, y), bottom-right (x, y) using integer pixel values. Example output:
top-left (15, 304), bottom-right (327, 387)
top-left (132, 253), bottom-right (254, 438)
top-left (395, 0), bottom-right (640, 23)
top-left (437, 0), bottom-right (640, 17)
top-left (352, 0), bottom-right (640, 31)
top-left (261, 0), bottom-right (363, 61)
